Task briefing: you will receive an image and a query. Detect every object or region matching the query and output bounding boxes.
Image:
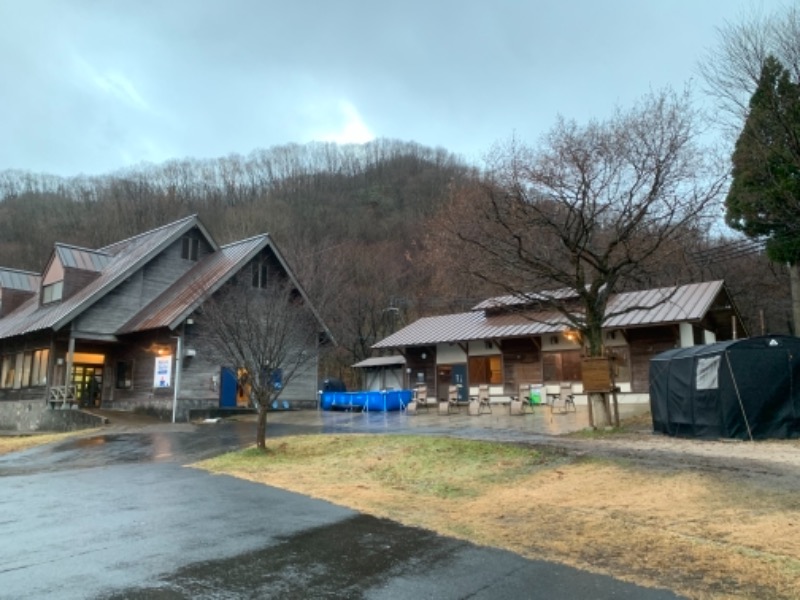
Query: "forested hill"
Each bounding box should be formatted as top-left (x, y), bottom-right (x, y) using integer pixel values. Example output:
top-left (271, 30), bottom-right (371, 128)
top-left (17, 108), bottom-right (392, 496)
top-left (0, 139), bottom-right (471, 271)
top-left (0, 139), bottom-right (486, 378)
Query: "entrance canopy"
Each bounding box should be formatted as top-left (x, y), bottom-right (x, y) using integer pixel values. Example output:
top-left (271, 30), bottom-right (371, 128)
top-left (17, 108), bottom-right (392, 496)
top-left (649, 335), bottom-right (800, 440)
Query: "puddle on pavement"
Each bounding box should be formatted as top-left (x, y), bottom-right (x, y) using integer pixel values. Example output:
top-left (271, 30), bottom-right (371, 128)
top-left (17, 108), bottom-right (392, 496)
top-left (97, 514), bottom-right (459, 599)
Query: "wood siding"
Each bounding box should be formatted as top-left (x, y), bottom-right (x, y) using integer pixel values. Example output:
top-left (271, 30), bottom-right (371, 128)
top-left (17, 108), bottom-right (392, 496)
top-left (74, 237), bottom-right (204, 334)
top-left (627, 326), bottom-right (679, 393)
top-left (501, 338), bottom-right (542, 392)
top-left (62, 267), bottom-right (101, 302)
top-left (0, 289), bottom-right (35, 317)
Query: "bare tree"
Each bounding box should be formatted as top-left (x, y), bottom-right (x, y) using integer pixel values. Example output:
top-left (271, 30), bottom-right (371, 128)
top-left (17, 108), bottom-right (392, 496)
top-left (201, 278), bottom-right (320, 450)
top-left (445, 89), bottom-right (726, 426)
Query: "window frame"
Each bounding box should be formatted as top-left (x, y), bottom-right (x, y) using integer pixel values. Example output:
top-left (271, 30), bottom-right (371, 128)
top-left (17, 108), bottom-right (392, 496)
top-left (115, 360), bottom-right (134, 390)
top-left (30, 349), bottom-right (49, 387)
top-left (252, 260), bottom-right (269, 289)
top-left (42, 281), bottom-right (64, 304)
top-left (181, 236), bottom-right (199, 261)
top-left (0, 354), bottom-right (14, 389)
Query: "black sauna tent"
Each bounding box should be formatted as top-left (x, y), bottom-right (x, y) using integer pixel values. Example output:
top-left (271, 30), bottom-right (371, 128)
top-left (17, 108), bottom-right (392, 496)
top-left (649, 335), bottom-right (800, 440)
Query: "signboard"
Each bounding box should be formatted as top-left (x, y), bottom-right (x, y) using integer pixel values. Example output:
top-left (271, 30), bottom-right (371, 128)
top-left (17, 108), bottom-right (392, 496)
top-left (154, 355), bottom-right (173, 388)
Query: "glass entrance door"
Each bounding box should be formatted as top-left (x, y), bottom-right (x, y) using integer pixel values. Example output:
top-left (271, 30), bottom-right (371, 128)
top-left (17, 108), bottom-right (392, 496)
top-left (72, 365), bottom-right (103, 408)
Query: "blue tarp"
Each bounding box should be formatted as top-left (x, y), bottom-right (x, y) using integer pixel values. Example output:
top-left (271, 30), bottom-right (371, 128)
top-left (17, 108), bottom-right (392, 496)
top-left (321, 390), bottom-right (412, 412)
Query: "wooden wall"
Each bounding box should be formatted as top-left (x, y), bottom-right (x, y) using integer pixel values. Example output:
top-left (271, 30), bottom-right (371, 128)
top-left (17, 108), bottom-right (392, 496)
top-left (627, 326), bottom-right (679, 393)
top-left (74, 232), bottom-right (212, 335)
top-left (501, 338), bottom-right (542, 392)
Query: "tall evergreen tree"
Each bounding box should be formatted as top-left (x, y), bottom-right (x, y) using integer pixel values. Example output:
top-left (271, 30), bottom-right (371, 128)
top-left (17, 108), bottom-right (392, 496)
top-left (726, 55), bottom-right (800, 334)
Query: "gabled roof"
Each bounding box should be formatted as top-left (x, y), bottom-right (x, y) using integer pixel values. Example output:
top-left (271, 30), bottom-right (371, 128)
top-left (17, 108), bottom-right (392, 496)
top-left (373, 281), bottom-right (732, 349)
top-left (118, 233), bottom-right (334, 342)
top-left (117, 235), bottom-right (266, 333)
top-left (373, 310), bottom-right (566, 348)
top-left (0, 268), bottom-right (40, 292)
top-left (0, 215), bottom-right (202, 338)
top-left (0, 215), bottom-right (333, 344)
top-left (604, 281), bottom-right (726, 328)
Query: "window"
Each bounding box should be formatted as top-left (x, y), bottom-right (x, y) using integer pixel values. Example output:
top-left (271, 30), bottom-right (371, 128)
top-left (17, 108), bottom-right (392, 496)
top-left (21, 352), bottom-right (32, 387)
top-left (0, 354), bottom-right (14, 389)
top-left (468, 355), bottom-right (502, 385)
top-left (252, 261), bottom-right (268, 288)
top-left (116, 361), bottom-right (133, 389)
top-left (42, 281), bottom-right (63, 304)
top-left (0, 350), bottom-right (49, 388)
top-left (181, 236), bottom-right (199, 261)
top-left (30, 349), bottom-right (49, 386)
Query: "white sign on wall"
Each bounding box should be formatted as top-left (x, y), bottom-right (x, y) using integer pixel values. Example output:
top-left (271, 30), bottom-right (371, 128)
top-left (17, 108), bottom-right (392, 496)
top-left (154, 355), bottom-right (173, 388)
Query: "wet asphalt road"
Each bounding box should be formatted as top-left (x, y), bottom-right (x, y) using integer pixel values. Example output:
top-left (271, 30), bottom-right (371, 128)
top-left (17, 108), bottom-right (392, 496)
top-left (0, 415), bottom-right (685, 599)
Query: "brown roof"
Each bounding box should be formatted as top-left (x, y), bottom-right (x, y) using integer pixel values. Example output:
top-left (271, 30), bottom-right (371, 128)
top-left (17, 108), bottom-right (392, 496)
top-left (118, 235), bottom-right (267, 333)
top-left (373, 281), bottom-right (728, 349)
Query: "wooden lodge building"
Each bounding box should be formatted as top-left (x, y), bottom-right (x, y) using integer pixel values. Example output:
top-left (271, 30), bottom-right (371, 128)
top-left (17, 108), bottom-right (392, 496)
top-left (371, 281), bottom-right (747, 405)
top-left (0, 215), bottom-right (329, 430)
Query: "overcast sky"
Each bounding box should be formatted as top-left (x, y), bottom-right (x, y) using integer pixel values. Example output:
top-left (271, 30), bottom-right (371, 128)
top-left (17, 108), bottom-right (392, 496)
top-left (0, 0), bottom-right (767, 177)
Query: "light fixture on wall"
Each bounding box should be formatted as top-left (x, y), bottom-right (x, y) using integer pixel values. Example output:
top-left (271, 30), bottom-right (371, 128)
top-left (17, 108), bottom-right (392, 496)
top-left (421, 352), bottom-right (427, 360)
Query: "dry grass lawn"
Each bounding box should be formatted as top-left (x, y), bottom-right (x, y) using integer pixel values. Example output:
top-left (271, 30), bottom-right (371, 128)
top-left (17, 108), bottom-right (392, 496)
top-left (198, 434), bottom-right (800, 600)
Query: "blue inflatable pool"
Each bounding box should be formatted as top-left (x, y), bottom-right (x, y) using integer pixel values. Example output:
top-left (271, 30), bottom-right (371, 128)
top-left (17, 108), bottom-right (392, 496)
top-left (321, 390), bottom-right (413, 412)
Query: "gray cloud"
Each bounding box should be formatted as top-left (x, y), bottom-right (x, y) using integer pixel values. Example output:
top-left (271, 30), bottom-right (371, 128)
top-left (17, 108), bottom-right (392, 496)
top-left (0, 0), bottom-right (756, 176)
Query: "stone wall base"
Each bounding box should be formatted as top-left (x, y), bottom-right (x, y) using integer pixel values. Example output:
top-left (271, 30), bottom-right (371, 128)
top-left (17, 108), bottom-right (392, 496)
top-left (0, 401), bottom-right (106, 432)
top-left (104, 397), bottom-right (218, 422)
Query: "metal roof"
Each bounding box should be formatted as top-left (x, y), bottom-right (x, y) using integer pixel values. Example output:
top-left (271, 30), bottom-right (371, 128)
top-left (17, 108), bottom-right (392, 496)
top-left (118, 235), bottom-right (268, 333)
top-left (352, 356), bottom-right (406, 368)
top-left (0, 268), bottom-right (40, 292)
top-left (373, 310), bottom-right (567, 348)
top-left (54, 244), bottom-right (111, 271)
top-left (472, 287), bottom-right (580, 311)
top-left (373, 281), bottom-right (728, 349)
top-left (0, 215), bottom-right (198, 338)
top-left (604, 281), bottom-right (724, 328)
top-left (0, 215), bottom-right (334, 344)
top-left (118, 232), bottom-right (335, 342)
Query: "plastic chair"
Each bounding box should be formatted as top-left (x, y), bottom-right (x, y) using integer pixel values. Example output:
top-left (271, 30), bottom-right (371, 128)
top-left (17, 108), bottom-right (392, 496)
top-left (477, 384), bottom-right (492, 414)
top-left (447, 385), bottom-right (460, 414)
top-left (551, 382), bottom-right (576, 414)
top-left (414, 385), bottom-right (430, 413)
